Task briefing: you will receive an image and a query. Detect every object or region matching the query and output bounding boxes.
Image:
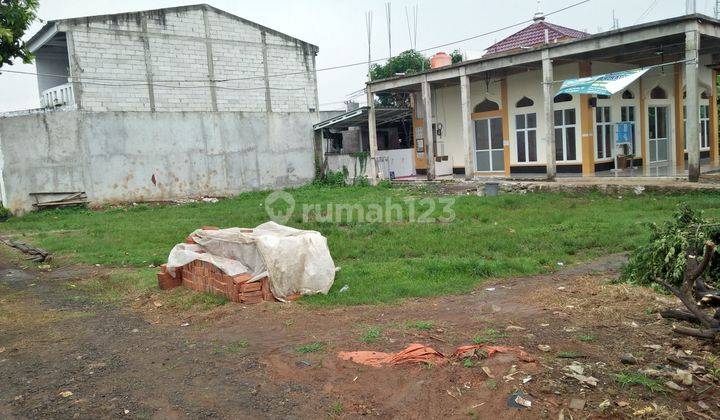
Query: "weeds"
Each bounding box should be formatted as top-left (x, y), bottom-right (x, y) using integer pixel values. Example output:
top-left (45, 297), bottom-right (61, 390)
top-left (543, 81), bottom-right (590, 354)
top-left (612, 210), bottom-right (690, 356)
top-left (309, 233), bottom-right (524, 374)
top-left (296, 342), bottom-right (325, 354)
top-left (472, 328), bottom-right (508, 344)
top-left (578, 333), bottom-right (595, 342)
top-left (360, 326), bottom-right (383, 343)
top-left (405, 320), bottom-right (434, 331)
top-left (227, 340), bottom-right (249, 353)
top-left (329, 401), bottom-right (343, 416)
top-left (706, 355), bottom-right (720, 381)
top-left (615, 371), bottom-right (667, 394)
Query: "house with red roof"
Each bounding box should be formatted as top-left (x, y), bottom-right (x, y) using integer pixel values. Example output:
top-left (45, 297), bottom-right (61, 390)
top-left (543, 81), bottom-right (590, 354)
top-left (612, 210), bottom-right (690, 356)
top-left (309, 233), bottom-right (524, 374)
top-left (361, 9), bottom-right (720, 182)
top-left (484, 13), bottom-right (587, 56)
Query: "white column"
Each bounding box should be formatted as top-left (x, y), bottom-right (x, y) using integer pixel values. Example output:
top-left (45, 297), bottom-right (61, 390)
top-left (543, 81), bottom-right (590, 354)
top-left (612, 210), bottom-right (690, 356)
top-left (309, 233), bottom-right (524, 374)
top-left (422, 79), bottom-right (436, 180)
top-left (460, 74), bottom-right (474, 180)
top-left (366, 89), bottom-right (379, 182)
top-left (685, 26), bottom-right (700, 182)
top-left (542, 50), bottom-right (556, 180)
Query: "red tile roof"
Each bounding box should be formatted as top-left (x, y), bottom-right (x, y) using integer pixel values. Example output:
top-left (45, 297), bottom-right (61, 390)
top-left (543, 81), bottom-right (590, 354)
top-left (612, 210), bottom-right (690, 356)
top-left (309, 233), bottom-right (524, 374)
top-left (484, 20), bottom-right (587, 55)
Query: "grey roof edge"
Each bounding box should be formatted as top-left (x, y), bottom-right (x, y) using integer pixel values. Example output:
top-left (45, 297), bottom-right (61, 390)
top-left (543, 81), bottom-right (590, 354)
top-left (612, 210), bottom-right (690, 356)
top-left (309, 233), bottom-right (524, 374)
top-left (367, 13), bottom-right (719, 87)
top-left (313, 106), bottom-right (411, 130)
top-left (26, 3), bottom-right (319, 53)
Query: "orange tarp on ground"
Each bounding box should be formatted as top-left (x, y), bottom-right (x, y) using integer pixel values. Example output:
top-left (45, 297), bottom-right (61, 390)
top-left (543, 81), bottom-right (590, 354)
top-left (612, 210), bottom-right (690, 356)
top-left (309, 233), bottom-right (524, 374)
top-left (338, 343), bottom-right (536, 367)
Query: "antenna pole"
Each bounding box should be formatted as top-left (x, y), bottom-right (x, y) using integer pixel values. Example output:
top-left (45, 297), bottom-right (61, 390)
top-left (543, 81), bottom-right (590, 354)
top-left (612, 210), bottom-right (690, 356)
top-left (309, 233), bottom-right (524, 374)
top-left (386, 2), bottom-right (392, 57)
top-left (366, 11), bottom-right (373, 80)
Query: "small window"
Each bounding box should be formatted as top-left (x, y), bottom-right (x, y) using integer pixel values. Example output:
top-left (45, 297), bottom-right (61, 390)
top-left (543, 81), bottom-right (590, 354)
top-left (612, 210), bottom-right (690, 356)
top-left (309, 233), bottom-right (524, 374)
top-left (516, 96), bottom-right (534, 108)
top-left (597, 94), bottom-right (610, 99)
top-left (554, 93), bottom-right (573, 103)
top-left (621, 90), bottom-right (634, 99)
top-left (650, 86), bottom-right (667, 99)
top-left (474, 99), bottom-right (500, 113)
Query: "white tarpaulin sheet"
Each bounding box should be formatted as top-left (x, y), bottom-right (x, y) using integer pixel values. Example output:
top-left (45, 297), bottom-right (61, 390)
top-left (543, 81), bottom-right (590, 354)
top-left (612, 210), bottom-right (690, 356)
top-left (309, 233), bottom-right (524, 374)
top-left (165, 222), bottom-right (336, 301)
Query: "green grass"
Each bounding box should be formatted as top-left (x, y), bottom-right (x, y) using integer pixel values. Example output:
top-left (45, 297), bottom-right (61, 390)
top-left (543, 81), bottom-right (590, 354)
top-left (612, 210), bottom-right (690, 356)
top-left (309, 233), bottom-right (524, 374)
top-left (296, 342), bottom-right (325, 354)
top-left (615, 371), bottom-right (667, 393)
top-left (163, 288), bottom-right (229, 310)
top-left (472, 328), bottom-right (509, 344)
top-left (359, 325), bottom-right (384, 343)
top-left (2, 185), bottom-right (720, 305)
top-left (578, 333), bottom-right (596, 342)
top-left (405, 320), bottom-right (434, 331)
top-left (329, 401), bottom-right (343, 416)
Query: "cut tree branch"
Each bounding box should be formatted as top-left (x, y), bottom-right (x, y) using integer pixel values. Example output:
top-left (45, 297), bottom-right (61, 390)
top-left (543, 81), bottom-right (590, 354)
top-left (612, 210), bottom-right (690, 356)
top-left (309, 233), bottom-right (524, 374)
top-left (672, 324), bottom-right (717, 339)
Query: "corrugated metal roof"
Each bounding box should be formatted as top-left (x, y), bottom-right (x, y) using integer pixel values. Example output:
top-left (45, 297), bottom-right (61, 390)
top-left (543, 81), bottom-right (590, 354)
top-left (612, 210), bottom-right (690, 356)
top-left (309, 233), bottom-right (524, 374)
top-left (313, 107), bottom-right (411, 131)
top-left (484, 20), bottom-right (587, 55)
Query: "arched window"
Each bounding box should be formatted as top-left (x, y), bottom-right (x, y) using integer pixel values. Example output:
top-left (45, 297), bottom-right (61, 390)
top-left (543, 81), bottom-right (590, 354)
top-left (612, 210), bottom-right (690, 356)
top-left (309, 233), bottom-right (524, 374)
top-left (554, 93), bottom-right (573, 103)
top-left (516, 96), bottom-right (534, 108)
top-left (650, 86), bottom-right (667, 99)
top-left (473, 98), bottom-right (500, 113)
top-left (621, 90), bottom-right (634, 99)
top-left (683, 90), bottom-right (710, 99)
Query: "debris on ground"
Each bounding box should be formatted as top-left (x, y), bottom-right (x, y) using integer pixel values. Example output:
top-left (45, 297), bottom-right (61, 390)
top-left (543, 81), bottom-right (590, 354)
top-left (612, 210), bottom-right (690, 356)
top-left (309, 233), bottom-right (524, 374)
top-left (664, 380), bottom-right (685, 391)
top-left (338, 343), bottom-right (536, 367)
top-left (506, 390), bottom-right (532, 409)
top-left (563, 362), bottom-right (599, 387)
top-left (620, 354), bottom-right (637, 365)
top-left (672, 369), bottom-right (693, 386)
top-left (0, 237), bottom-right (51, 262)
top-left (537, 344), bottom-right (551, 352)
top-left (568, 398), bottom-right (585, 410)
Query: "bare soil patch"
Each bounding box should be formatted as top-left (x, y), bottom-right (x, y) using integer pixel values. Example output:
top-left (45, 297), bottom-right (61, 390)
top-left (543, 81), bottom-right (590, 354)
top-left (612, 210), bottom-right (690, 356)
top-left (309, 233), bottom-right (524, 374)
top-left (1, 252), bottom-right (718, 419)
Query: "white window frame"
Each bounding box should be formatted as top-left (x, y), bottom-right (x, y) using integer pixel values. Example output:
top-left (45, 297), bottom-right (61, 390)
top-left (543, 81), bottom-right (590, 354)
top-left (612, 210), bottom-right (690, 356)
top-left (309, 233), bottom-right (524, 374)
top-left (515, 112), bottom-right (538, 163)
top-left (595, 105), bottom-right (613, 160)
top-left (554, 106), bottom-right (578, 162)
top-left (682, 102), bottom-right (711, 151)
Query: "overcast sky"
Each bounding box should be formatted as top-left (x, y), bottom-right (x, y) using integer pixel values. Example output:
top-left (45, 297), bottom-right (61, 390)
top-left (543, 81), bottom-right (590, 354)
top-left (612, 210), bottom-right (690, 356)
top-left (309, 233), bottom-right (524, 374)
top-left (0, 0), bottom-right (710, 112)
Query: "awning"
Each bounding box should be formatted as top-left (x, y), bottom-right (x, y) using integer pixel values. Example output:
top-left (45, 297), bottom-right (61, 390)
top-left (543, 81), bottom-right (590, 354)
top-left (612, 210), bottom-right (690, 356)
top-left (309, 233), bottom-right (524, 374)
top-left (313, 107), bottom-right (411, 131)
top-left (557, 68), bottom-right (649, 96)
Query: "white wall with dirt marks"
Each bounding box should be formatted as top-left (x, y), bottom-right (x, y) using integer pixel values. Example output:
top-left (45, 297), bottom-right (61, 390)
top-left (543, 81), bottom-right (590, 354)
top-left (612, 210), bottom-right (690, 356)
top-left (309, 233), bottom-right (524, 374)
top-left (0, 110), bottom-right (317, 213)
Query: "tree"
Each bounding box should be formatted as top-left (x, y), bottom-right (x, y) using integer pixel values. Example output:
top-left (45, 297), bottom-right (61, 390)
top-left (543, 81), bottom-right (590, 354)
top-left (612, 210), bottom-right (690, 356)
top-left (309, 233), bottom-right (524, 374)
top-left (0, 0), bottom-right (39, 68)
top-left (450, 49), bottom-right (463, 64)
top-left (622, 206), bottom-right (720, 339)
top-left (369, 50), bottom-right (429, 107)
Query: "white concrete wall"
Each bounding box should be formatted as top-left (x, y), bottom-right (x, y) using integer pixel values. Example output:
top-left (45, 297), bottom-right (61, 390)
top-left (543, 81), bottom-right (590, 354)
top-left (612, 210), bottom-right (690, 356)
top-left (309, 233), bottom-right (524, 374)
top-left (431, 79), bottom-right (503, 169)
top-left (377, 148), bottom-right (415, 178)
top-left (58, 6), bottom-right (318, 113)
top-left (0, 111), bottom-right (317, 213)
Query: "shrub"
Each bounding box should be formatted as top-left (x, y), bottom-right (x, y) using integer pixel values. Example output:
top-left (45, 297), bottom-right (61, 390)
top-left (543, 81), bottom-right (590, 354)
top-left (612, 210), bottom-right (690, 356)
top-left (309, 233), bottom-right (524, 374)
top-left (0, 205), bottom-right (12, 221)
top-left (620, 205), bottom-right (720, 287)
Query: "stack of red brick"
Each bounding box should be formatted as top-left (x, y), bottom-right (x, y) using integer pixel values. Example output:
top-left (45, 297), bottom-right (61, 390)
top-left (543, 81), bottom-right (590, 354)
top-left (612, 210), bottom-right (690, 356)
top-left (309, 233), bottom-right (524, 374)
top-left (156, 226), bottom-right (276, 304)
top-left (157, 261), bottom-right (274, 304)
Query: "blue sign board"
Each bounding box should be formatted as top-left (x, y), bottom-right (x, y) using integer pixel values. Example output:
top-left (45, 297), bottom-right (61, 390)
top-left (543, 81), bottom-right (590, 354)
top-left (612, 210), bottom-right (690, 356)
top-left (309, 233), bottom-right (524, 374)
top-left (616, 122), bottom-right (633, 145)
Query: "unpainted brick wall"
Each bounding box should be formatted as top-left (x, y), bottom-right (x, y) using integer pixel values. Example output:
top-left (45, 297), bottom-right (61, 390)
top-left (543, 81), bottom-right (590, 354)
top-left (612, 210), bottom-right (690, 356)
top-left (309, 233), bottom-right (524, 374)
top-left (62, 7), bottom-right (318, 113)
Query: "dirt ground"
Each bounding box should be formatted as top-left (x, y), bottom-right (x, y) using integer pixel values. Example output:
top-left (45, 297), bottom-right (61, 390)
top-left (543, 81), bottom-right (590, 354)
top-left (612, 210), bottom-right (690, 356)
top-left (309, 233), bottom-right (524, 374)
top-left (1, 252), bottom-right (719, 419)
